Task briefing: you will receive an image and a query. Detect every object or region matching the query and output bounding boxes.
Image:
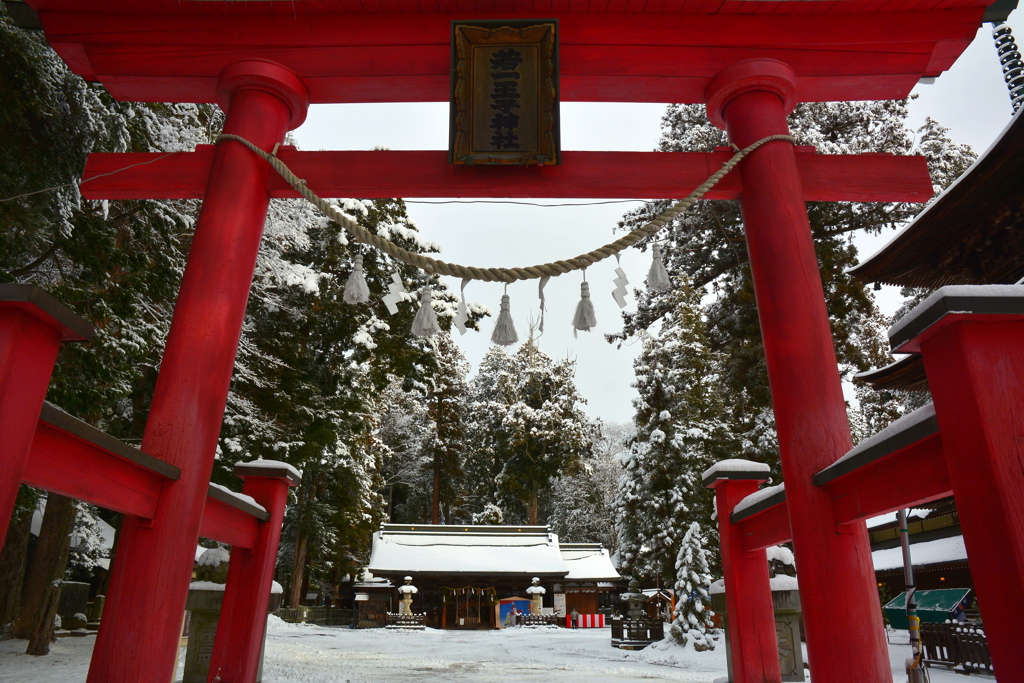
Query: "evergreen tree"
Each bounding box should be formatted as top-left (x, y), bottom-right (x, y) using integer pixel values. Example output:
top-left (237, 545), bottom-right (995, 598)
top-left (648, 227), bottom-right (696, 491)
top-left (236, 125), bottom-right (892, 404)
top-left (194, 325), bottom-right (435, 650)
top-left (548, 422), bottom-right (631, 551)
top-left (423, 333), bottom-right (469, 524)
top-left (464, 337), bottom-right (599, 524)
top-left (617, 279), bottom-right (736, 585)
top-left (670, 521), bottom-right (716, 649)
top-left (609, 101), bottom-right (977, 467)
top-left (1, 10), bottom-right (218, 648)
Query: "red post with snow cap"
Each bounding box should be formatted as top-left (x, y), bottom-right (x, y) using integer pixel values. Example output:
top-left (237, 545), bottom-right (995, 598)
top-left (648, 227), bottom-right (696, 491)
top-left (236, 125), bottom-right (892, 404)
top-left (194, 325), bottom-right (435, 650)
top-left (0, 285), bottom-right (92, 548)
top-left (209, 460), bottom-right (301, 683)
top-left (86, 61), bottom-right (309, 683)
top-left (890, 286), bottom-right (1024, 680)
top-left (706, 59), bottom-right (891, 682)
top-left (704, 460), bottom-right (781, 683)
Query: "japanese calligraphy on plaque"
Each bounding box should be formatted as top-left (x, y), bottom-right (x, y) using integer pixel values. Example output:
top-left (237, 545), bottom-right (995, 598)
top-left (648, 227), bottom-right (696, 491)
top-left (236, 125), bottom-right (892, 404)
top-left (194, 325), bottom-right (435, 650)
top-left (450, 20), bottom-right (559, 165)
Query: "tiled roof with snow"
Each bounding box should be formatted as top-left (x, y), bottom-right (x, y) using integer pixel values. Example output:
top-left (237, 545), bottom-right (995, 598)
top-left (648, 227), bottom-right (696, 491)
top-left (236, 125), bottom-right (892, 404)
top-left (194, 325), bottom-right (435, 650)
top-left (559, 543), bottom-right (620, 582)
top-left (367, 524), bottom-right (570, 577)
top-left (872, 535), bottom-right (968, 571)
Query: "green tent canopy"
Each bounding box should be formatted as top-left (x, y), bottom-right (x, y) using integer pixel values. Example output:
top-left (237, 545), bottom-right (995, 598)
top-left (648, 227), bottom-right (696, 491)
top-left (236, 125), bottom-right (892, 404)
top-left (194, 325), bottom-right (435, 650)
top-left (883, 589), bottom-right (972, 630)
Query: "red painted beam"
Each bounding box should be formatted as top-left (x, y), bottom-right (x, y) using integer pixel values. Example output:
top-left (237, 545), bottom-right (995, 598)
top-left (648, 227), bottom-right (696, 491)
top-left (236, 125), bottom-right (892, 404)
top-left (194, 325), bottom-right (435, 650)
top-left (24, 409), bottom-right (265, 549)
top-left (25, 420), bottom-right (169, 519)
top-left (824, 432), bottom-right (951, 527)
top-left (739, 501), bottom-right (793, 553)
top-left (81, 148), bottom-right (933, 201)
top-left (200, 495), bottom-right (261, 551)
top-left (38, 9), bottom-right (983, 103)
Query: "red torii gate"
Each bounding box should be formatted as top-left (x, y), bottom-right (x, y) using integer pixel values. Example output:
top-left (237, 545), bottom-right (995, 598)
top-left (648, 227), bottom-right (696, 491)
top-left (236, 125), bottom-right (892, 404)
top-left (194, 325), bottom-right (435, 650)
top-left (0, 1), bottom-right (998, 682)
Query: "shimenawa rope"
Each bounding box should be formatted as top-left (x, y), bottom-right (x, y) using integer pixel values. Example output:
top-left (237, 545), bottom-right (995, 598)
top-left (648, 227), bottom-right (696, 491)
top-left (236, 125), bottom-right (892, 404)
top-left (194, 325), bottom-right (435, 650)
top-left (216, 133), bottom-right (795, 283)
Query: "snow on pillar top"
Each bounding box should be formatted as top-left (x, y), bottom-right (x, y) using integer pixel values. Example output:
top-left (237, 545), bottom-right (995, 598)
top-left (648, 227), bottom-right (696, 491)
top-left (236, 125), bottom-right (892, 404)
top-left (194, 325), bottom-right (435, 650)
top-left (234, 459), bottom-right (302, 486)
top-left (701, 459), bottom-right (771, 488)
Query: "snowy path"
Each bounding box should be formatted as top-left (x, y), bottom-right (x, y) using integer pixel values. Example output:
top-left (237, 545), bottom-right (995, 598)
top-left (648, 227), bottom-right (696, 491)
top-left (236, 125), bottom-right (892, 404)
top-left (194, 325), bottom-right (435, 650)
top-left (0, 619), bottom-right (990, 683)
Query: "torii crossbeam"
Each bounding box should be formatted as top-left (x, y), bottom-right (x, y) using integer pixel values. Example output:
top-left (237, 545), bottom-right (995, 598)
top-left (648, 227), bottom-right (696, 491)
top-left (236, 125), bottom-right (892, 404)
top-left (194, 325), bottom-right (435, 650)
top-left (3, 2), bottom-right (1004, 682)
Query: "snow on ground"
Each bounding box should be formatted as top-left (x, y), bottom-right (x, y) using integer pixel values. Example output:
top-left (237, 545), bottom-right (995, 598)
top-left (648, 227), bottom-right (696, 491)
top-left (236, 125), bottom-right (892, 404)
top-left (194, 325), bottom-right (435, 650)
top-left (0, 622), bottom-right (991, 683)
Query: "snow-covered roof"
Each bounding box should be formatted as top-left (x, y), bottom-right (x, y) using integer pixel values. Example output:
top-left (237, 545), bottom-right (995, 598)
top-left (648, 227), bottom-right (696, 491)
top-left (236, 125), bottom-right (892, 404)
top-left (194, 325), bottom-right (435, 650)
top-left (559, 543), bottom-right (620, 582)
top-left (368, 524), bottom-right (569, 577)
top-left (872, 535), bottom-right (968, 571)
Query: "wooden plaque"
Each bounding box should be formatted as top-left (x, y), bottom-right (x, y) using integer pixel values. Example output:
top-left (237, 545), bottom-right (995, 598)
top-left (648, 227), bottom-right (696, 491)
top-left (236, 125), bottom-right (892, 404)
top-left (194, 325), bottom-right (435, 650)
top-left (450, 20), bottom-right (559, 166)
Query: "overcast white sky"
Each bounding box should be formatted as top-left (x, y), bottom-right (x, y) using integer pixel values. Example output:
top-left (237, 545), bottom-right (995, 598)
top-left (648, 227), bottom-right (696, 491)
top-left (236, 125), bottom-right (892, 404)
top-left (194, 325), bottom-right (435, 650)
top-left (292, 17), bottom-right (1019, 426)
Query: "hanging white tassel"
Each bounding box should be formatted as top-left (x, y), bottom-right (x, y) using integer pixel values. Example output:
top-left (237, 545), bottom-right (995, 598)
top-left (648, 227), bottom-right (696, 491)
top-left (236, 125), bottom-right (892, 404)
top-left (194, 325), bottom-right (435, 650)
top-left (411, 286), bottom-right (440, 337)
top-left (572, 279), bottom-right (598, 337)
top-left (538, 276), bottom-right (551, 334)
top-left (612, 254), bottom-right (629, 308)
top-left (343, 254), bottom-right (371, 304)
top-left (647, 243), bottom-right (671, 292)
top-left (491, 289), bottom-right (519, 346)
top-left (454, 278), bottom-right (470, 335)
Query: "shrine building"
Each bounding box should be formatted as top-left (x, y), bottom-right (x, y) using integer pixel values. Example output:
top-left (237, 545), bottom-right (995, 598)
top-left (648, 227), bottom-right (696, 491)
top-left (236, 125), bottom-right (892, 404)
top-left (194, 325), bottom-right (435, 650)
top-left (366, 524), bottom-right (619, 629)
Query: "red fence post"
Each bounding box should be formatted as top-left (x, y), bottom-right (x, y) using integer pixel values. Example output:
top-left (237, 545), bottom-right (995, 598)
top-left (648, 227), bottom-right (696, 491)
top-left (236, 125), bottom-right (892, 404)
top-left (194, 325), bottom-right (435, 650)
top-left (705, 59), bottom-right (891, 682)
top-left (86, 61), bottom-right (308, 683)
top-left (704, 462), bottom-right (781, 683)
top-left (208, 461), bottom-right (300, 683)
top-left (892, 290), bottom-right (1024, 680)
top-left (0, 285), bottom-right (92, 547)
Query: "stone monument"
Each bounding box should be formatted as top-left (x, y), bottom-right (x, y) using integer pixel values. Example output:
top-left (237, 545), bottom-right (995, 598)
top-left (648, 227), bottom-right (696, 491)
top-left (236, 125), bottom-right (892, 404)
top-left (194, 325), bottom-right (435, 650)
top-left (184, 547), bottom-right (282, 683)
top-left (710, 575), bottom-right (805, 682)
top-left (397, 576), bottom-right (418, 616)
top-left (525, 577), bottom-right (546, 615)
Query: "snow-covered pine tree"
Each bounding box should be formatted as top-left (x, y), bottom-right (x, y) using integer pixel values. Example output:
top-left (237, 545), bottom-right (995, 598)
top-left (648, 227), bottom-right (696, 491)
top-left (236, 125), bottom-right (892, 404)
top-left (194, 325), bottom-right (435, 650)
top-left (424, 333), bottom-right (470, 524)
top-left (609, 101), bottom-right (977, 467)
top-left (616, 277), bottom-right (736, 585)
top-left (548, 422), bottom-right (632, 550)
top-left (670, 521), bottom-right (716, 650)
top-left (464, 335), bottom-right (599, 525)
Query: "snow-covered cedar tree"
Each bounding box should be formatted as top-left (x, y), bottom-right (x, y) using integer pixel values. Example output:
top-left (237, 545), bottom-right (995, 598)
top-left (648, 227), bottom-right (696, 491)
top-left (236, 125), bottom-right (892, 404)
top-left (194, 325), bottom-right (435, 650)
top-left (608, 101), bottom-right (977, 471)
top-left (212, 192), bottom-right (488, 608)
top-left (472, 503), bottom-right (504, 525)
top-left (376, 334), bottom-right (469, 526)
top-left (616, 278), bottom-right (736, 585)
top-left (548, 422), bottom-right (632, 552)
top-left (669, 522), bottom-right (716, 651)
top-left (1, 11), bottom-right (223, 644)
top-left (463, 332), bottom-right (599, 525)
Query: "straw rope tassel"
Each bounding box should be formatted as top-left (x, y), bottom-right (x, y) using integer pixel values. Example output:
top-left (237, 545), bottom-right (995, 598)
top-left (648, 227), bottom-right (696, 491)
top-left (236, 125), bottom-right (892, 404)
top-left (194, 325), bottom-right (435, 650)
top-left (491, 286), bottom-right (518, 346)
top-left (343, 254), bottom-right (371, 304)
top-left (572, 275), bottom-right (597, 337)
top-left (647, 244), bottom-right (671, 292)
top-left (216, 133), bottom-right (794, 284)
top-left (412, 285), bottom-right (440, 337)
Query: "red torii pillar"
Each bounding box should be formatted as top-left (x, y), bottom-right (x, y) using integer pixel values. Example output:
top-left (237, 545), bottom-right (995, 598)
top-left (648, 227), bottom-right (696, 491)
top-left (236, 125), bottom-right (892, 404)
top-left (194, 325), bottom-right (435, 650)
top-left (706, 463), bottom-right (781, 683)
top-left (87, 60), bottom-right (309, 683)
top-left (209, 462), bottom-right (300, 683)
top-left (891, 290), bottom-right (1024, 678)
top-left (0, 285), bottom-right (92, 547)
top-left (706, 59), bottom-right (891, 682)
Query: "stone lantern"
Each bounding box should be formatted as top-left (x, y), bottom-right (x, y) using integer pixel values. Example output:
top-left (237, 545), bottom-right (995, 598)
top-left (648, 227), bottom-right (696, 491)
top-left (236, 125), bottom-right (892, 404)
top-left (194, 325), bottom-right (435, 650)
top-left (525, 577), bottom-right (546, 615)
top-left (397, 576), bottom-right (418, 615)
top-left (621, 579), bottom-right (646, 620)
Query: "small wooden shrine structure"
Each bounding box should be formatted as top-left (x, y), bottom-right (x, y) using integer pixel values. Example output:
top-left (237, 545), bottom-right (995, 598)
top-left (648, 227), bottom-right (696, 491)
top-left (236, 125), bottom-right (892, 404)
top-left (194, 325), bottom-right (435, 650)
top-left (366, 524), bottom-right (618, 628)
top-left (1, 0), bottom-right (1021, 681)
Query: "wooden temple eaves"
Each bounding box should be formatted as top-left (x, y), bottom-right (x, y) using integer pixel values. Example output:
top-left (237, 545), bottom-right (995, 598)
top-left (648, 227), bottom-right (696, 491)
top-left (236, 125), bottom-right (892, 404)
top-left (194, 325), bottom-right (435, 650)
top-left (851, 107), bottom-right (1024, 289)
